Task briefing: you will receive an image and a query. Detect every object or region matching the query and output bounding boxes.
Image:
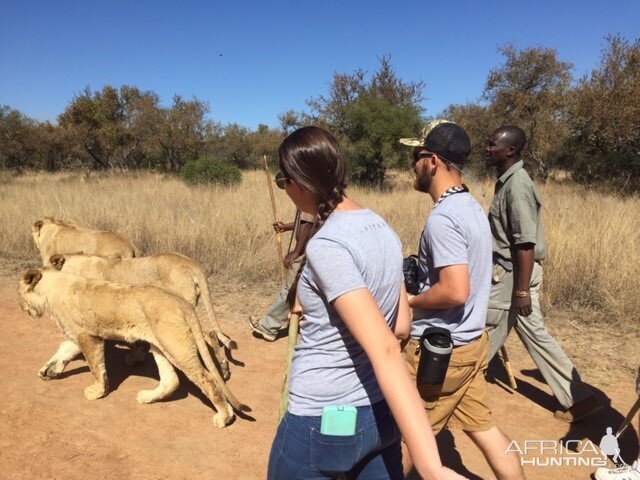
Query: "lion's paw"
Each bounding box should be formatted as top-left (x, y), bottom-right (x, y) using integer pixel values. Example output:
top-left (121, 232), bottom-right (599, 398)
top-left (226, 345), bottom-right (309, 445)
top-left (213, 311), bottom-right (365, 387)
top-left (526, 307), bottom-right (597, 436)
top-left (136, 389), bottom-right (158, 404)
top-left (38, 361), bottom-right (64, 380)
top-left (84, 384), bottom-right (107, 400)
top-left (213, 411), bottom-right (234, 429)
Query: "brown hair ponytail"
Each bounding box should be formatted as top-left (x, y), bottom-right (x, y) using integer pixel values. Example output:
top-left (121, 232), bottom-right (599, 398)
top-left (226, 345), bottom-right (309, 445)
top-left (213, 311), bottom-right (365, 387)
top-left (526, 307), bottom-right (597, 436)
top-left (279, 126), bottom-right (347, 309)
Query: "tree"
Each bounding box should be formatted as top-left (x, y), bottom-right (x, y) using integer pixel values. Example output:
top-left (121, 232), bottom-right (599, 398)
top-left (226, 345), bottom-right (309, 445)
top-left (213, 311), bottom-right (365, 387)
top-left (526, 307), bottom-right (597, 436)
top-left (58, 85), bottom-right (162, 170)
top-left (58, 85), bottom-right (118, 169)
top-left (205, 123), bottom-right (252, 168)
top-left (566, 35), bottom-right (640, 189)
top-left (118, 86), bottom-right (162, 169)
top-left (343, 94), bottom-right (422, 186)
top-left (307, 56), bottom-right (425, 186)
top-left (483, 44), bottom-right (573, 178)
top-left (155, 95), bottom-right (208, 171)
top-left (306, 68), bottom-right (366, 135)
top-left (0, 106), bottom-right (36, 170)
top-left (0, 106), bottom-right (70, 171)
top-left (278, 109), bottom-right (301, 134)
top-left (441, 102), bottom-right (500, 173)
top-left (247, 124), bottom-right (284, 167)
top-left (31, 122), bottom-right (67, 171)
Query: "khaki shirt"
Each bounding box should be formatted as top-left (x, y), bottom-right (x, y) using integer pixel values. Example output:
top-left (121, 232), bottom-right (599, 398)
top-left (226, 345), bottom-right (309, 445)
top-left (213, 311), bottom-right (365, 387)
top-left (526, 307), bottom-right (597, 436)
top-left (293, 210), bottom-right (315, 238)
top-left (488, 160), bottom-right (546, 264)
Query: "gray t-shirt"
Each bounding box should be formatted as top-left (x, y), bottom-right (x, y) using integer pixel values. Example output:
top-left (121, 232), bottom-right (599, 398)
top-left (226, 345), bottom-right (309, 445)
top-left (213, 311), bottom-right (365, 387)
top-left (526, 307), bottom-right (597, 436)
top-left (411, 192), bottom-right (492, 345)
top-left (288, 209), bottom-right (403, 416)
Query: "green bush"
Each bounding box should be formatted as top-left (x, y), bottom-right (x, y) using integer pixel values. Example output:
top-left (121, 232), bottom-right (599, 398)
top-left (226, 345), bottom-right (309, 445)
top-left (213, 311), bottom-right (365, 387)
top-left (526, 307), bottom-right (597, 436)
top-left (181, 156), bottom-right (242, 185)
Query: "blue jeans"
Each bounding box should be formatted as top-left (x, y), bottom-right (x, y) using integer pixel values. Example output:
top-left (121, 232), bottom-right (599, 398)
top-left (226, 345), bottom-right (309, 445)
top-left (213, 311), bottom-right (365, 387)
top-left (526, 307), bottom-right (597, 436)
top-left (267, 401), bottom-right (403, 479)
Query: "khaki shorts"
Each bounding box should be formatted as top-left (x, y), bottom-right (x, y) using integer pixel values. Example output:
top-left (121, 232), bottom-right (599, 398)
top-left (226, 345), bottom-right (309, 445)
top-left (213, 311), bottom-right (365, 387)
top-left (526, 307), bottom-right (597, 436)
top-left (402, 330), bottom-right (493, 434)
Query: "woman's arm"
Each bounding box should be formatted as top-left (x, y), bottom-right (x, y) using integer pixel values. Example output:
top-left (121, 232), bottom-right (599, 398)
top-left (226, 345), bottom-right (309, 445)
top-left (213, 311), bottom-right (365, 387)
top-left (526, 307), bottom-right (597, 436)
top-left (333, 288), bottom-right (467, 480)
top-left (392, 282), bottom-right (411, 340)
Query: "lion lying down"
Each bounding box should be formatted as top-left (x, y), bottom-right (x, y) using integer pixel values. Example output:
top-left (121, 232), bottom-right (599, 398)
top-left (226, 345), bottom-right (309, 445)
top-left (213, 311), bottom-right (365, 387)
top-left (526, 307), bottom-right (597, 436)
top-left (19, 268), bottom-right (250, 429)
top-left (32, 217), bottom-right (137, 267)
top-left (42, 253), bottom-right (236, 382)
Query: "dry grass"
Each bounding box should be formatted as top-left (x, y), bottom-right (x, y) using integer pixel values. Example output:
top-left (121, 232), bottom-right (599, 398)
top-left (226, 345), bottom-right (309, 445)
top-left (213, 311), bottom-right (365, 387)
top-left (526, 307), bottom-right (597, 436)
top-left (2, 169), bottom-right (639, 331)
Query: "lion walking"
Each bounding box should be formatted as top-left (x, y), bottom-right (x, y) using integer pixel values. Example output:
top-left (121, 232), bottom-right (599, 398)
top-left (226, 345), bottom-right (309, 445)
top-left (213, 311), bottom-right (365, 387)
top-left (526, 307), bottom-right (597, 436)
top-left (19, 268), bottom-right (250, 429)
top-left (48, 252), bottom-right (236, 351)
top-left (31, 217), bottom-right (138, 266)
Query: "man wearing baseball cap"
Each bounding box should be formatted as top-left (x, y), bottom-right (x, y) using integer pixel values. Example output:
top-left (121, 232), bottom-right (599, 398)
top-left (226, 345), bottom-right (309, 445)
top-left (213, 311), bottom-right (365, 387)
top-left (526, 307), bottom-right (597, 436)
top-left (397, 121), bottom-right (524, 479)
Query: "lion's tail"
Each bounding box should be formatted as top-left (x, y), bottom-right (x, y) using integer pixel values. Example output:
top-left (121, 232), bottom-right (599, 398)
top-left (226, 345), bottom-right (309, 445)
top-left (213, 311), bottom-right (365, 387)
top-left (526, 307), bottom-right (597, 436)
top-left (192, 269), bottom-right (237, 351)
top-left (185, 309), bottom-right (251, 413)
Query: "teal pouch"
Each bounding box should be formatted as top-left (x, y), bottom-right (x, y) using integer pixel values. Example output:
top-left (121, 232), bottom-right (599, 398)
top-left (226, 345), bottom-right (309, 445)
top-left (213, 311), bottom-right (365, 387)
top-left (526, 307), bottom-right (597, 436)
top-left (320, 405), bottom-right (357, 436)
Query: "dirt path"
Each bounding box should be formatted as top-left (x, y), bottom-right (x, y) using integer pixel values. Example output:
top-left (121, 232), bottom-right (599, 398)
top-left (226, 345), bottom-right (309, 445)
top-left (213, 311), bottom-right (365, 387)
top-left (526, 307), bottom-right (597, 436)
top-left (1, 265), bottom-right (638, 479)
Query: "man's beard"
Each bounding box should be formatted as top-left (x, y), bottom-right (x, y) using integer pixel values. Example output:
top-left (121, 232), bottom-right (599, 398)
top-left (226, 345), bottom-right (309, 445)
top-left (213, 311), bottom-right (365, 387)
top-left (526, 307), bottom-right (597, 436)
top-left (413, 164), bottom-right (431, 193)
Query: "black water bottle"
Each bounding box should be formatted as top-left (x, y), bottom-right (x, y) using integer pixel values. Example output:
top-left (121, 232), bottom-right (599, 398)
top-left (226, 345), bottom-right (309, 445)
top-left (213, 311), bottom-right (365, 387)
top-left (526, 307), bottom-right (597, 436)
top-left (416, 327), bottom-right (453, 387)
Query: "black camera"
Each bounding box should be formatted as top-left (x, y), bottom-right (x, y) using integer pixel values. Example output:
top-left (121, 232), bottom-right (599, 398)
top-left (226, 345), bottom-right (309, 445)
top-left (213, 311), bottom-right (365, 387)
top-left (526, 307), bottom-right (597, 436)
top-left (403, 255), bottom-right (421, 295)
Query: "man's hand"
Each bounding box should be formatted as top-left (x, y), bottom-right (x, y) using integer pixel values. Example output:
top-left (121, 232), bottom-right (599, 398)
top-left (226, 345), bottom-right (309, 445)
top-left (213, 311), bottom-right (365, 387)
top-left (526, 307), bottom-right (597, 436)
top-left (514, 295), bottom-right (532, 316)
top-left (513, 245), bottom-right (535, 317)
top-left (273, 221), bottom-right (293, 233)
top-left (283, 251), bottom-right (299, 269)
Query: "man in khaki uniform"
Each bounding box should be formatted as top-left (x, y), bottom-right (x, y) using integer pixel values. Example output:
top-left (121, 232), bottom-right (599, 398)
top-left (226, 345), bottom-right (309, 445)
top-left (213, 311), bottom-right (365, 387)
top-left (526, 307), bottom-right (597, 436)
top-left (484, 125), bottom-right (601, 423)
top-left (248, 200), bottom-right (314, 341)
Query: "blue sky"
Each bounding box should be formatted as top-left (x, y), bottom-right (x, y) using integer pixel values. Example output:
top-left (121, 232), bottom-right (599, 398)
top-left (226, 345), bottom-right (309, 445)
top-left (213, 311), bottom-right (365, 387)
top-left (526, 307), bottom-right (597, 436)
top-left (2, 0), bottom-right (639, 129)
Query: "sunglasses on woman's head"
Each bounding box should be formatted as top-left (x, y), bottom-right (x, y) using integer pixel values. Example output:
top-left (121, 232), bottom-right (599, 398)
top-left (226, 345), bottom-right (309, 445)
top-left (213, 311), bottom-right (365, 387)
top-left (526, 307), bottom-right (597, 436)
top-left (275, 171), bottom-right (288, 189)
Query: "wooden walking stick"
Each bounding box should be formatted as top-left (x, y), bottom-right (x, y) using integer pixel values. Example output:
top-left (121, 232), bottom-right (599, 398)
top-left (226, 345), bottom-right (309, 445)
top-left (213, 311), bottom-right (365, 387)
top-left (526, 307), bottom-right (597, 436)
top-left (264, 153), bottom-right (300, 419)
top-left (263, 155), bottom-right (285, 283)
top-left (279, 312), bottom-right (300, 419)
top-left (615, 397), bottom-right (640, 438)
top-left (499, 345), bottom-right (518, 390)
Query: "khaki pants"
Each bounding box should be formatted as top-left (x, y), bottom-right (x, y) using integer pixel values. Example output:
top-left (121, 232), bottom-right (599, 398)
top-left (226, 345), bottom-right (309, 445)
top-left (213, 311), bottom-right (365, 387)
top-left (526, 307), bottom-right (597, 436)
top-left (259, 256), bottom-right (304, 334)
top-left (485, 262), bottom-right (593, 409)
top-left (402, 331), bottom-right (493, 434)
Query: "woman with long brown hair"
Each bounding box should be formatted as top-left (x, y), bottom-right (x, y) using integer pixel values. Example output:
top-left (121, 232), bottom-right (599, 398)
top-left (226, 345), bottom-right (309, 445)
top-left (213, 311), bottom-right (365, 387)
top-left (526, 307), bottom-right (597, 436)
top-left (267, 126), bottom-right (466, 480)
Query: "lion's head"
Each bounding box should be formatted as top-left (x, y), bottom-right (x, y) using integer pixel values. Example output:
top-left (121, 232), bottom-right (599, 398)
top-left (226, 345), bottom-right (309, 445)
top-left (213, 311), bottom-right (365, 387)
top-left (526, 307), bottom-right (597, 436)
top-left (31, 219), bottom-right (45, 249)
top-left (18, 268), bottom-right (45, 318)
